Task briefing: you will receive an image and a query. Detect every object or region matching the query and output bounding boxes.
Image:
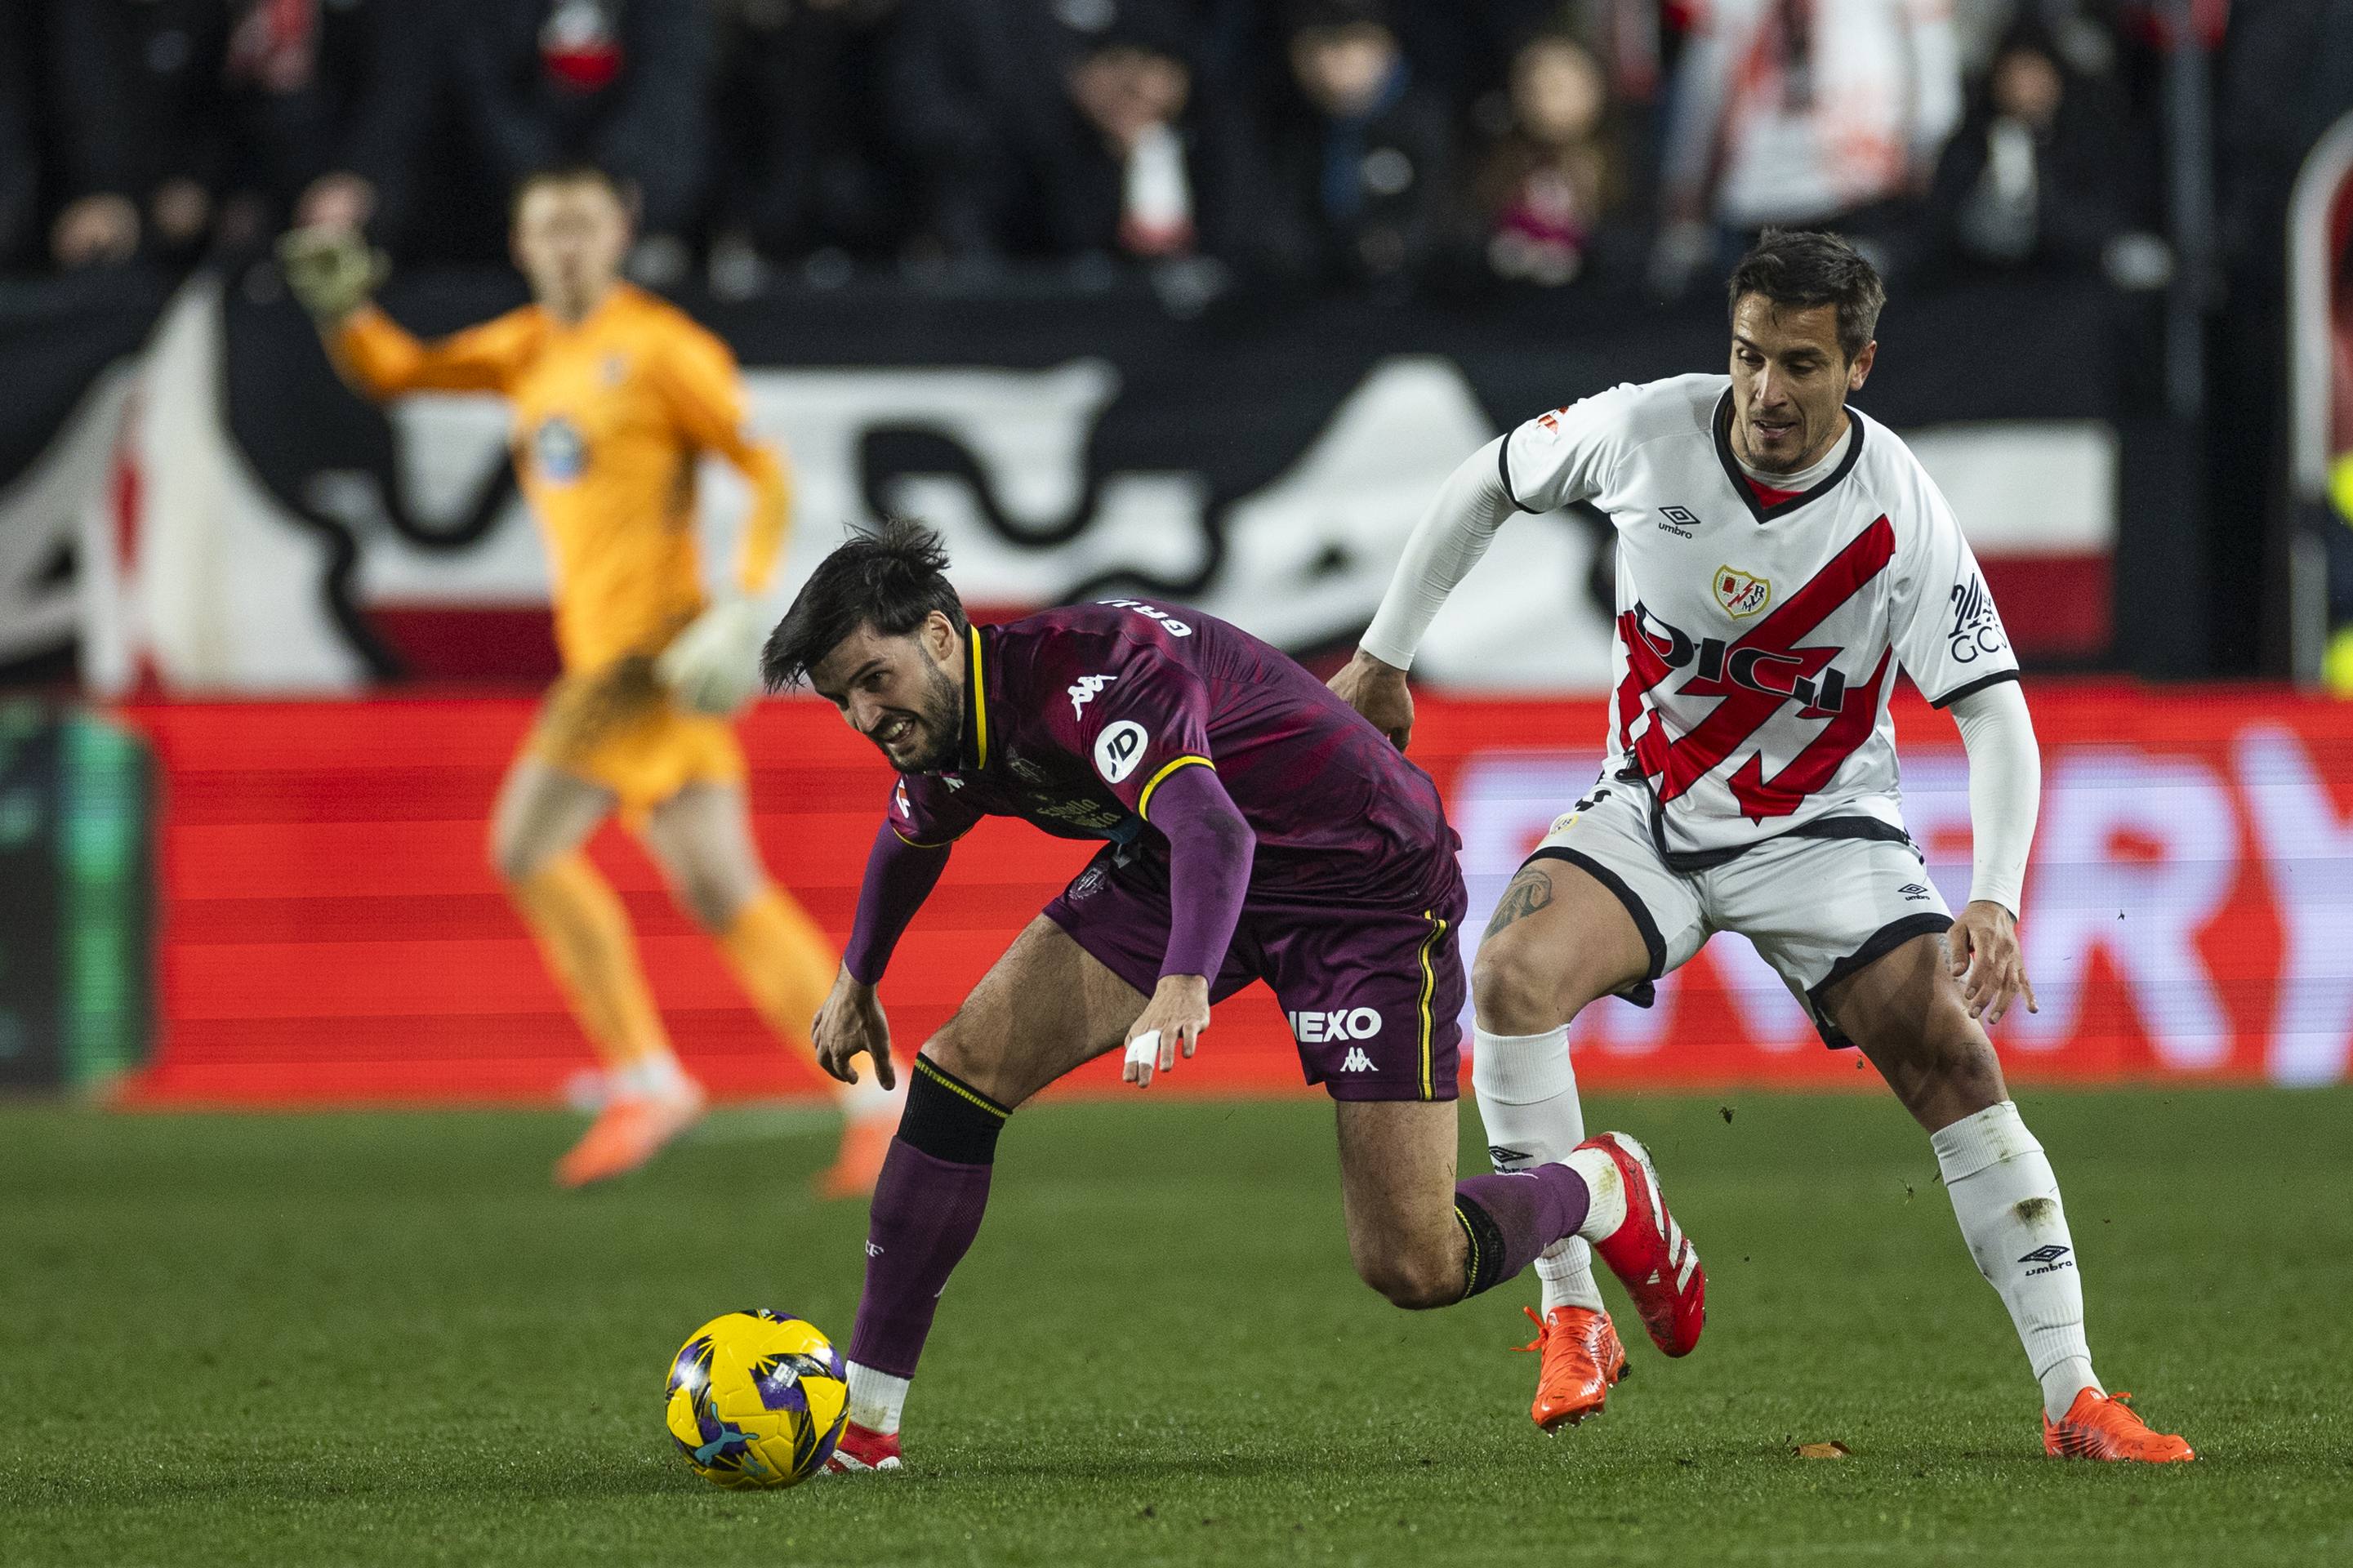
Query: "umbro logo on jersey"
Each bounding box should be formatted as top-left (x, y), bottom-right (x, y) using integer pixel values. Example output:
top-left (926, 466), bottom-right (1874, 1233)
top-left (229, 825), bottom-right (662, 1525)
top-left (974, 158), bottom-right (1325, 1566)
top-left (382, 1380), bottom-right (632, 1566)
top-left (1339, 1048), bottom-right (1376, 1072)
top-left (1658, 505), bottom-right (1703, 537)
top-left (1714, 567), bottom-right (1771, 618)
top-left (1067, 672), bottom-right (1116, 718)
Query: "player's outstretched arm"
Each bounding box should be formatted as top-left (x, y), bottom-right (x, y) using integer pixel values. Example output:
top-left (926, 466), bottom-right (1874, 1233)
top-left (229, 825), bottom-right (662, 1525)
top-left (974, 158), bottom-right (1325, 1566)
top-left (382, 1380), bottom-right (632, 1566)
top-left (816, 819), bottom-right (959, 1088)
top-left (653, 333), bottom-right (792, 715)
top-left (1945, 679), bottom-right (2041, 1025)
top-left (1334, 437), bottom-right (1520, 749)
top-left (1121, 763), bottom-right (1253, 1088)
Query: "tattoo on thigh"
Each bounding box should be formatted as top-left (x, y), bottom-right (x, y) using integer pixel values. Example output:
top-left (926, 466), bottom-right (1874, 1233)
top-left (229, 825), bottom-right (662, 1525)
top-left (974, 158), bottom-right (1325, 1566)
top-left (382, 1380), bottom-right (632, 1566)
top-left (1483, 866), bottom-right (1555, 938)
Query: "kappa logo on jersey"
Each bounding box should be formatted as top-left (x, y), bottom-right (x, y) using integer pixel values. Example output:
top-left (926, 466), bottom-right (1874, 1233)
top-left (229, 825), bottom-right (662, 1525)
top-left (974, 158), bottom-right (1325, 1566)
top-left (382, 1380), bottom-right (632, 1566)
top-left (1289, 1007), bottom-right (1383, 1044)
top-left (1097, 598), bottom-right (1193, 636)
top-left (1948, 573), bottom-right (2008, 663)
top-left (1067, 673), bottom-right (1116, 718)
top-left (1094, 719), bottom-right (1149, 783)
top-left (1713, 567), bottom-right (1771, 618)
top-left (1619, 515), bottom-right (1899, 824)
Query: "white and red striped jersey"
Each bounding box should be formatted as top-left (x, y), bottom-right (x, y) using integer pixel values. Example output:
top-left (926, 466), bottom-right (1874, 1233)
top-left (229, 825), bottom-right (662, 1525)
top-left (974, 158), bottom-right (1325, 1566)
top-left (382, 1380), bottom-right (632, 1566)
top-left (1500, 373), bottom-right (2017, 866)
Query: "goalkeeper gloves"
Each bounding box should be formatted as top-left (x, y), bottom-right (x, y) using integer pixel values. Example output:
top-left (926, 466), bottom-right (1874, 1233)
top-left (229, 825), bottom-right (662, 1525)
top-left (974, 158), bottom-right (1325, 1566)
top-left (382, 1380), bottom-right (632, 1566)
top-left (277, 225), bottom-right (388, 323)
top-left (656, 598), bottom-right (772, 717)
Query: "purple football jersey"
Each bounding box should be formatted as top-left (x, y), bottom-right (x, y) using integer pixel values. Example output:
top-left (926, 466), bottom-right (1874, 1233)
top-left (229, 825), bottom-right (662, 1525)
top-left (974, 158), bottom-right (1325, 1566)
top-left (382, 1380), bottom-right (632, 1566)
top-left (889, 600), bottom-right (1459, 903)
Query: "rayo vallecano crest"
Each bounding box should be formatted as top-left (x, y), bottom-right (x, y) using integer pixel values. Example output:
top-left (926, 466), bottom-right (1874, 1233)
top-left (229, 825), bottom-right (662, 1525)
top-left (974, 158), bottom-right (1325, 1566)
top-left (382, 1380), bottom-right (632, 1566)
top-left (1714, 566), bottom-right (1771, 618)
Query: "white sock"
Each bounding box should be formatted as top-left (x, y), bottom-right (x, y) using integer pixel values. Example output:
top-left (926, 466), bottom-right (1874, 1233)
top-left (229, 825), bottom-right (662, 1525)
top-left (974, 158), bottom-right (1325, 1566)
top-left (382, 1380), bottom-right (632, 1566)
top-left (1471, 1026), bottom-right (1604, 1313)
top-left (844, 1361), bottom-right (908, 1436)
top-left (1930, 1102), bottom-right (2101, 1423)
top-left (611, 1051), bottom-right (693, 1102)
top-left (1562, 1146), bottom-right (1628, 1241)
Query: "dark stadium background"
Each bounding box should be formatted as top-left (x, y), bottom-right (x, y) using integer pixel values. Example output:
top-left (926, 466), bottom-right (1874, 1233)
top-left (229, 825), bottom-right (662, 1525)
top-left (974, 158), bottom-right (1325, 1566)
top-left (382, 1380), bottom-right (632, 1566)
top-left (0, 2), bottom-right (2350, 1098)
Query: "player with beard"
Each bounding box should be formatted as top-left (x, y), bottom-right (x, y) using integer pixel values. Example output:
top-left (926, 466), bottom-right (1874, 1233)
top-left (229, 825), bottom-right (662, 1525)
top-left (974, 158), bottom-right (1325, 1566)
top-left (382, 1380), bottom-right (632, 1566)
top-left (760, 521), bottom-right (1711, 1472)
top-left (1329, 229), bottom-right (2192, 1461)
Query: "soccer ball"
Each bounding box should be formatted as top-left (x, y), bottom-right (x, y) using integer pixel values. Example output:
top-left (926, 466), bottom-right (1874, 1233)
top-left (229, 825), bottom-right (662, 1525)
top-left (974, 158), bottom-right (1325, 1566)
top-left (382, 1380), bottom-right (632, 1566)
top-left (663, 1308), bottom-right (849, 1489)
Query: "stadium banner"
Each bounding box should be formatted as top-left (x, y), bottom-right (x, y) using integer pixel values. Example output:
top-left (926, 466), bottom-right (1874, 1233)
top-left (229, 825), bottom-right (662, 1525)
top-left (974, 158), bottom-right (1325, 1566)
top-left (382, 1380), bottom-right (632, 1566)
top-left (15, 269), bottom-right (2141, 693)
top-left (117, 681), bottom-right (2353, 1105)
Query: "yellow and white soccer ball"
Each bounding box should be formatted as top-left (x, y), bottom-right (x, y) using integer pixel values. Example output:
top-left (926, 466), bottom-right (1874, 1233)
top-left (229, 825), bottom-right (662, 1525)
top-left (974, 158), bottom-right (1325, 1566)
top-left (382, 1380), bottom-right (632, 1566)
top-left (664, 1309), bottom-right (849, 1489)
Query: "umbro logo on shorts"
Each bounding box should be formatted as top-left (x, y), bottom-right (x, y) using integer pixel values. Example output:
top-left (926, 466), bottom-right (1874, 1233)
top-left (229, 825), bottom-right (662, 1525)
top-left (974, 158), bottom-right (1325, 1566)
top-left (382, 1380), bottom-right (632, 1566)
top-left (1899, 883), bottom-right (1931, 901)
top-left (1339, 1048), bottom-right (1375, 1072)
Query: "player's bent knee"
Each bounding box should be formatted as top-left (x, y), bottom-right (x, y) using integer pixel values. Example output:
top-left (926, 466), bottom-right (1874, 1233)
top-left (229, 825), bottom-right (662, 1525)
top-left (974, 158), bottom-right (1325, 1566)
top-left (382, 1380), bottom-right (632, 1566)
top-left (489, 831), bottom-right (543, 889)
top-left (671, 871), bottom-right (745, 934)
top-left (1470, 930), bottom-right (1585, 1035)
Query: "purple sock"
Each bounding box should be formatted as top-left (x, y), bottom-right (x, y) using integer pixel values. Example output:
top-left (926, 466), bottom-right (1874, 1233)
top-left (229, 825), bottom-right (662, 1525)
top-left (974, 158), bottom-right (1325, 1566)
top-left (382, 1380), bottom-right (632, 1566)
top-left (1453, 1164), bottom-right (1591, 1298)
top-left (846, 1140), bottom-right (993, 1379)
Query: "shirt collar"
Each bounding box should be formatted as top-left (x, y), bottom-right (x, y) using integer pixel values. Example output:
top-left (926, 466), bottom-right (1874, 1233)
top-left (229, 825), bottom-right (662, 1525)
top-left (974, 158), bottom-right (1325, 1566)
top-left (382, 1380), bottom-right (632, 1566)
top-left (956, 623), bottom-right (992, 773)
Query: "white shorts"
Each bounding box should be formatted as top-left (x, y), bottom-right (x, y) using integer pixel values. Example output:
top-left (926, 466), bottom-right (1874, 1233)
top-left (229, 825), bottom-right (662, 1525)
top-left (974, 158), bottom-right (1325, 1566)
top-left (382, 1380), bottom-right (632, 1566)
top-left (1527, 781), bottom-right (1953, 1048)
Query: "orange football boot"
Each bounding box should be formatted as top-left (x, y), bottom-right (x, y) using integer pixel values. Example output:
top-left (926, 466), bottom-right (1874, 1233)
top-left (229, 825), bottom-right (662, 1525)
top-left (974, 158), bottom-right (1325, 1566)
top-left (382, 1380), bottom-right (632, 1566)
top-left (2043, 1389), bottom-right (2195, 1463)
top-left (1517, 1304), bottom-right (1629, 1430)
top-left (814, 1109), bottom-right (895, 1200)
top-left (555, 1087), bottom-right (706, 1188)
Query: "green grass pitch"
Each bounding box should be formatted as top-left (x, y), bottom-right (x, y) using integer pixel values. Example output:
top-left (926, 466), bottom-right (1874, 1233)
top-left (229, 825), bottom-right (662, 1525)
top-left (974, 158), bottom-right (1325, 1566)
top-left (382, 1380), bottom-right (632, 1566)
top-left (2, 1087), bottom-right (2348, 1566)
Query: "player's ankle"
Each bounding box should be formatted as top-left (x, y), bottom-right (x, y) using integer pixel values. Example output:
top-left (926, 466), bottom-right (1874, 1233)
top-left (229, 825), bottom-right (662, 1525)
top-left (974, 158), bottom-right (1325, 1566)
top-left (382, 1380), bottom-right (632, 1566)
top-left (2040, 1358), bottom-right (2101, 1423)
top-left (845, 1361), bottom-right (909, 1437)
top-left (1562, 1147), bottom-right (1627, 1240)
top-left (611, 1050), bottom-right (693, 1102)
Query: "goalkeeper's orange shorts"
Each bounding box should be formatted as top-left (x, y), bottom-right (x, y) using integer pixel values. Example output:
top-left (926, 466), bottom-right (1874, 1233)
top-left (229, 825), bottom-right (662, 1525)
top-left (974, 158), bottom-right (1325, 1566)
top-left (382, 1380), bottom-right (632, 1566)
top-left (524, 656), bottom-right (746, 826)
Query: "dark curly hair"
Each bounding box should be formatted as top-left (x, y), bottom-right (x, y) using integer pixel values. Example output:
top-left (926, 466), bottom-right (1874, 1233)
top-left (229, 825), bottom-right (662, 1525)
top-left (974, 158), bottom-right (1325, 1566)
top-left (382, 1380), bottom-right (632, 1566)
top-left (1727, 229), bottom-right (1885, 363)
top-left (760, 519), bottom-right (969, 691)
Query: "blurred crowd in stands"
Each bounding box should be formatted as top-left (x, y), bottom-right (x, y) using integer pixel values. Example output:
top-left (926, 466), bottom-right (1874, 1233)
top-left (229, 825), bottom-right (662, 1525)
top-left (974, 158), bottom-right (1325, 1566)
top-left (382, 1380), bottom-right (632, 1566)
top-left (0, 0), bottom-right (2346, 305)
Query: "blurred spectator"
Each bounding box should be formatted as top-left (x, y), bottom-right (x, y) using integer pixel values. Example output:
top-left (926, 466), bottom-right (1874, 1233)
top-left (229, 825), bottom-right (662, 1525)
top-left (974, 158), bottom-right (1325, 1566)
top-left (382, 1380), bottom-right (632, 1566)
top-left (1473, 30), bottom-right (1617, 287)
top-left (1651, 0), bottom-right (1962, 296)
top-left (220, 0), bottom-right (440, 251)
top-left (709, 0), bottom-right (911, 275)
top-left (0, 0), bottom-right (37, 270)
top-left (1260, 0), bottom-right (1455, 290)
top-left (1920, 21), bottom-right (2162, 283)
top-left (41, 0), bottom-right (233, 269)
top-left (448, 0), bottom-right (711, 278)
top-left (885, 0), bottom-right (1263, 271)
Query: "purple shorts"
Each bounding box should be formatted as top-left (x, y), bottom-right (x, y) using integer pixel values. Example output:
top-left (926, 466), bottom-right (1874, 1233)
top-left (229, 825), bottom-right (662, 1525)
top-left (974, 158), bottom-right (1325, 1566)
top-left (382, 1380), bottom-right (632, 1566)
top-left (1041, 848), bottom-right (1468, 1102)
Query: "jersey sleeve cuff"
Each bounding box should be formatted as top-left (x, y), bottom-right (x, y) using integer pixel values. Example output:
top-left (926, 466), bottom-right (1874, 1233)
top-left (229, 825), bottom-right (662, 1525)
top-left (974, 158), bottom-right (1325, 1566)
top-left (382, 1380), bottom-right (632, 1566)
top-left (1928, 668), bottom-right (2021, 709)
top-left (1496, 430), bottom-right (1539, 514)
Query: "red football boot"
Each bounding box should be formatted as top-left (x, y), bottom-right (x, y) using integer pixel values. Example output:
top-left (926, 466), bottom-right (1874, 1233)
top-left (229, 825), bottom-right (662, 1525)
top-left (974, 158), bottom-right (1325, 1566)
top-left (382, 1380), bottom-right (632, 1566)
top-left (2043, 1390), bottom-right (2195, 1463)
top-left (1577, 1131), bottom-right (1705, 1357)
top-left (1517, 1304), bottom-right (1629, 1430)
top-left (822, 1421), bottom-right (902, 1473)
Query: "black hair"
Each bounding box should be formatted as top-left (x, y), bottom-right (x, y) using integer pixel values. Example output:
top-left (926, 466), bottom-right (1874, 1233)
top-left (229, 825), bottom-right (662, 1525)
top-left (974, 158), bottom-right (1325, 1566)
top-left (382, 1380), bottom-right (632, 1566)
top-left (761, 519), bottom-right (968, 692)
top-left (1726, 229), bottom-right (1885, 363)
